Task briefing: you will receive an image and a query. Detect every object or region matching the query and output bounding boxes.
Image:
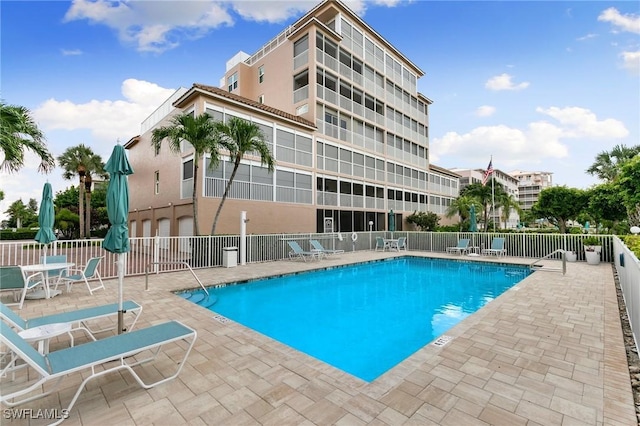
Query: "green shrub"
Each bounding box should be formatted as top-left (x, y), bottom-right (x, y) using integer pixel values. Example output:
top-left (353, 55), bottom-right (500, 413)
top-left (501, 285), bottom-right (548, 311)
top-left (582, 236), bottom-right (601, 246)
top-left (0, 229), bottom-right (38, 241)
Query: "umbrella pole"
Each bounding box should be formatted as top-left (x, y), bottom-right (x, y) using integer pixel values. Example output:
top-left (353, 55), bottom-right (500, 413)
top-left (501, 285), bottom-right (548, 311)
top-left (117, 253), bottom-right (125, 334)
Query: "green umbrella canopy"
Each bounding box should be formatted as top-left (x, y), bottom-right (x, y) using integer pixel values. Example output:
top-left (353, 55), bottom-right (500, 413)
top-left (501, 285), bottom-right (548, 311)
top-left (35, 182), bottom-right (57, 245)
top-left (469, 204), bottom-right (478, 232)
top-left (388, 210), bottom-right (395, 232)
top-left (102, 145), bottom-right (134, 254)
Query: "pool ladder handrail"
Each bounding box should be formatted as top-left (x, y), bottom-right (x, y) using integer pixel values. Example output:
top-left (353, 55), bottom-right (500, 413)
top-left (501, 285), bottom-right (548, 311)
top-left (529, 249), bottom-right (566, 275)
top-left (145, 261), bottom-right (209, 296)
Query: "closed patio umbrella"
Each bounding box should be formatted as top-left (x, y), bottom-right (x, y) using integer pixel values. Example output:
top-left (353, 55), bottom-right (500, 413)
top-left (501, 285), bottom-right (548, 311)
top-left (35, 182), bottom-right (57, 259)
top-left (102, 144), bottom-right (133, 334)
top-left (469, 204), bottom-right (478, 232)
top-left (388, 210), bottom-right (395, 233)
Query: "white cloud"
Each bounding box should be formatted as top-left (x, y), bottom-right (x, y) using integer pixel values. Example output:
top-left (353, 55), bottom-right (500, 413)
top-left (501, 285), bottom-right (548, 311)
top-left (576, 33), bottom-right (597, 41)
top-left (485, 73), bottom-right (530, 91)
top-left (64, 0), bottom-right (235, 53)
top-left (598, 7), bottom-right (640, 34)
top-left (63, 0), bottom-right (408, 53)
top-left (536, 106), bottom-right (629, 139)
top-left (621, 50), bottom-right (640, 75)
top-left (432, 106), bottom-right (628, 169)
top-left (475, 105), bottom-right (496, 117)
top-left (33, 79), bottom-right (175, 153)
top-left (61, 49), bottom-right (83, 56)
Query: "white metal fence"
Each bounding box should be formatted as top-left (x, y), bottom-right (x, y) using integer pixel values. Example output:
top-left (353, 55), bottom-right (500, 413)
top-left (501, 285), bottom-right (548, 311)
top-left (613, 236), bottom-right (640, 354)
top-left (1, 232), bottom-right (616, 279)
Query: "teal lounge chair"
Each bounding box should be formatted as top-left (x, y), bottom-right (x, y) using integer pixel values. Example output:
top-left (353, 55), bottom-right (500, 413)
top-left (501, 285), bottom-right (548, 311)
top-left (0, 301), bottom-right (142, 335)
top-left (446, 239), bottom-right (470, 255)
top-left (0, 320), bottom-right (197, 426)
top-left (0, 266), bottom-right (46, 310)
top-left (309, 239), bottom-right (344, 257)
top-left (286, 240), bottom-right (318, 262)
top-left (55, 256), bottom-right (105, 295)
top-left (482, 237), bottom-right (507, 257)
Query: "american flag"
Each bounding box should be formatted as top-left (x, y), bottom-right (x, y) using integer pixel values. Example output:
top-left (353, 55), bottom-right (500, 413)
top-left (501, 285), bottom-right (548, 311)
top-left (482, 159), bottom-right (494, 186)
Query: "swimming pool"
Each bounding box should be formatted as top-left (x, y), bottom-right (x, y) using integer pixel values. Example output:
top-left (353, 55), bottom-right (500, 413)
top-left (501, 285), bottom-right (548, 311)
top-left (182, 256), bottom-right (531, 382)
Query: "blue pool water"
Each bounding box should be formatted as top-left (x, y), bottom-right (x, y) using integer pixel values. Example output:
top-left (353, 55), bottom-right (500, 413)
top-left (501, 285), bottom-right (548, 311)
top-left (184, 257), bottom-right (531, 382)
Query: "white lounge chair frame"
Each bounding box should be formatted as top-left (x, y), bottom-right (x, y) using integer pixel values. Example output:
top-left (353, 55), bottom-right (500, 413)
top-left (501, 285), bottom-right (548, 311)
top-left (0, 266), bottom-right (46, 310)
top-left (309, 239), bottom-right (344, 257)
top-left (1, 300), bottom-right (142, 335)
top-left (0, 320), bottom-right (196, 426)
top-left (55, 256), bottom-right (105, 295)
top-left (286, 240), bottom-right (318, 262)
top-left (482, 237), bottom-right (507, 257)
top-left (446, 239), bottom-right (470, 255)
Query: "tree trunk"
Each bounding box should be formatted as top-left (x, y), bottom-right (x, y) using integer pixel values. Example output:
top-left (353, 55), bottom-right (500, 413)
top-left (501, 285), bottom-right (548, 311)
top-left (210, 155), bottom-right (241, 235)
top-left (79, 176), bottom-right (85, 239)
top-left (192, 158), bottom-right (200, 236)
top-left (85, 191), bottom-right (92, 237)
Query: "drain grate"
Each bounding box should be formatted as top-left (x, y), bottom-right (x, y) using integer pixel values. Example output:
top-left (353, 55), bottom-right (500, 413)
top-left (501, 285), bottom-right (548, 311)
top-left (432, 335), bottom-right (453, 347)
top-left (212, 315), bottom-right (230, 324)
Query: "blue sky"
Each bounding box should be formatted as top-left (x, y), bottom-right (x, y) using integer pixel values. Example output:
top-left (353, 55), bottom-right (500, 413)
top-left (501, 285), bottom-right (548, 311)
top-left (1, 0), bottom-right (639, 220)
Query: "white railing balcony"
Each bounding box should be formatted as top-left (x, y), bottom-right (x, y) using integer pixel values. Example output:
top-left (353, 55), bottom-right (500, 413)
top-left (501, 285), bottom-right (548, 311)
top-left (293, 51), bottom-right (308, 70)
top-left (293, 86), bottom-right (309, 103)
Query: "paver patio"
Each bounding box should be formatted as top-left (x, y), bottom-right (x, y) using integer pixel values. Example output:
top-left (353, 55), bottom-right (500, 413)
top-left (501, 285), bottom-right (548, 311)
top-left (1, 251), bottom-right (635, 425)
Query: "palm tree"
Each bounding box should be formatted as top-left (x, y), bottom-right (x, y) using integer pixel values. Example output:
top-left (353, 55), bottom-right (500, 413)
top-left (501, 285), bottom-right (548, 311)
top-left (0, 101), bottom-right (55, 173)
top-left (210, 117), bottom-right (275, 235)
top-left (586, 144), bottom-right (640, 182)
top-left (498, 193), bottom-right (523, 229)
top-left (445, 195), bottom-right (476, 231)
top-left (460, 181), bottom-right (508, 231)
top-left (152, 112), bottom-right (222, 236)
top-left (57, 145), bottom-right (105, 238)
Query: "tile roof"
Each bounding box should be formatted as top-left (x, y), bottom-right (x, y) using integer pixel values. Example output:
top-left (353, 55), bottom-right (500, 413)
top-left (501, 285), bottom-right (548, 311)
top-left (180, 83), bottom-right (316, 129)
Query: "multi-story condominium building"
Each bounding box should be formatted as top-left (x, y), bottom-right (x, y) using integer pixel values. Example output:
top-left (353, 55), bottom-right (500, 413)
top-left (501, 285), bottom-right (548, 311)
top-left (125, 0), bottom-right (459, 237)
top-left (451, 168), bottom-right (520, 229)
top-left (509, 170), bottom-right (553, 210)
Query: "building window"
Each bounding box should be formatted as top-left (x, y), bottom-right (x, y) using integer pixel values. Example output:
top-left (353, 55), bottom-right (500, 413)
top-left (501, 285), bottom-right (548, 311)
top-left (154, 143), bottom-right (160, 156)
top-left (258, 94), bottom-right (264, 104)
top-left (183, 159), bottom-right (194, 180)
top-left (293, 34), bottom-right (309, 57)
top-left (258, 65), bottom-right (264, 83)
top-left (227, 72), bottom-right (238, 92)
top-left (154, 171), bottom-right (160, 194)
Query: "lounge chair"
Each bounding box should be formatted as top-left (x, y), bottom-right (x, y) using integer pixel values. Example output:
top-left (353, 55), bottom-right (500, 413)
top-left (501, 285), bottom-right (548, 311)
top-left (309, 239), bottom-right (344, 257)
top-left (55, 256), bottom-right (105, 295)
top-left (0, 320), bottom-right (197, 425)
top-left (375, 236), bottom-right (390, 251)
top-left (394, 237), bottom-right (407, 251)
top-left (0, 300), bottom-right (142, 335)
top-left (0, 266), bottom-right (46, 310)
top-left (482, 237), bottom-right (507, 257)
top-left (446, 239), bottom-right (470, 255)
top-left (286, 240), bottom-right (319, 262)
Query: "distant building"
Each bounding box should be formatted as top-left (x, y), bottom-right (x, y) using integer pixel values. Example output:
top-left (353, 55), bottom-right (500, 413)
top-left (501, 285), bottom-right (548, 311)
top-left (124, 0), bottom-right (459, 237)
top-left (450, 167), bottom-right (520, 229)
top-left (509, 170), bottom-right (553, 210)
